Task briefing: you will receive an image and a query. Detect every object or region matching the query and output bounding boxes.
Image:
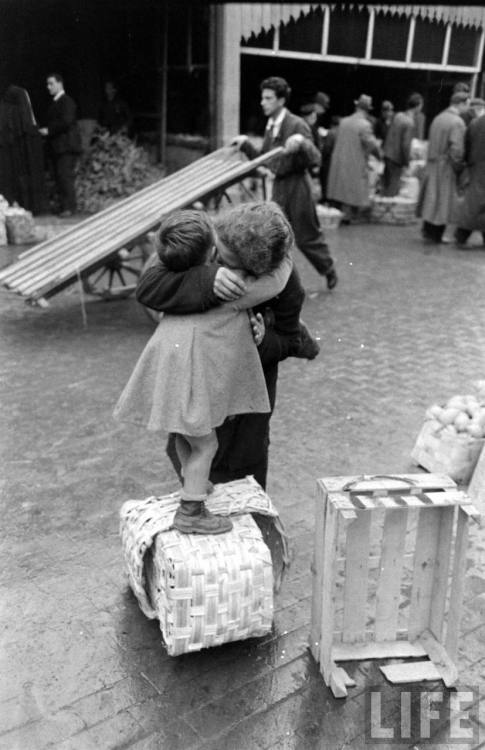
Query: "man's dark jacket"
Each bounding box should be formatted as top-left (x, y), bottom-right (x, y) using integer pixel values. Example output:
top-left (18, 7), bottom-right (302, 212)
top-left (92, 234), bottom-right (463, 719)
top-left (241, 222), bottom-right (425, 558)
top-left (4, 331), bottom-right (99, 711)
top-left (46, 94), bottom-right (81, 154)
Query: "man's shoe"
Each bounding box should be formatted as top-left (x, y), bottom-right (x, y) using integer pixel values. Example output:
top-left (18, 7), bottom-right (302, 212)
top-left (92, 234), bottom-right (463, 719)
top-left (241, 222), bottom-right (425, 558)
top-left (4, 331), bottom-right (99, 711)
top-left (173, 501), bottom-right (233, 535)
top-left (326, 268), bottom-right (338, 290)
top-left (290, 320), bottom-right (320, 360)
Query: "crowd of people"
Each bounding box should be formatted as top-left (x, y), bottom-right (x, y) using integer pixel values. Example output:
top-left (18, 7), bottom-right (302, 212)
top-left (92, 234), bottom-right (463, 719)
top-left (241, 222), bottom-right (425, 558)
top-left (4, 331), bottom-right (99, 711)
top-left (292, 80), bottom-right (485, 249)
top-left (1, 71), bottom-right (484, 254)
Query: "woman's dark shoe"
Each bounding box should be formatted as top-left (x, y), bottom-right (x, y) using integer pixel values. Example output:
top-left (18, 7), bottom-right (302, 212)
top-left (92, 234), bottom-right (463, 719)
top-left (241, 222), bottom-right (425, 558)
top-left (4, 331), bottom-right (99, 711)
top-left (173, 500), bottom-right (233, 535)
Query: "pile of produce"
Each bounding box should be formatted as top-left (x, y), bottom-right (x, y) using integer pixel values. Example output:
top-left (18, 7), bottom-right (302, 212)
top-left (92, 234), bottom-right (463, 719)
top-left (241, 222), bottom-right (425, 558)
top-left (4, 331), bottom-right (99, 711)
top-left (425, 382), bottom-right (485, 441)
top-left (75, 129), bottom-right (165, 213)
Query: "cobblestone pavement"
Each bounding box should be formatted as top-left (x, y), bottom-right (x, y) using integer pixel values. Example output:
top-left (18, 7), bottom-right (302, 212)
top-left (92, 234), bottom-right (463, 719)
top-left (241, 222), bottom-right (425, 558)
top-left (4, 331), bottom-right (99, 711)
top-left (1, 221), bottom-right (485, 749)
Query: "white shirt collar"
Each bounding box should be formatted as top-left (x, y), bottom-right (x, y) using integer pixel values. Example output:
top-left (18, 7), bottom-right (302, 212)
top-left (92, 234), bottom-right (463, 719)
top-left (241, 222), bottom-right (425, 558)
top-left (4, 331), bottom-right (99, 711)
top-left (267, 107), bottom-right (287, 136)
top-left (53, 90), bottom-right (65, 102)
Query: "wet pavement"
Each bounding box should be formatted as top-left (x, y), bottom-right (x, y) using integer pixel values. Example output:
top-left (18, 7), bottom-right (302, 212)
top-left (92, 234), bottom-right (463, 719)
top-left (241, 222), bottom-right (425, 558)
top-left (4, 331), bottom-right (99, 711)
top-left (1, 219), bottom-right (485, 749)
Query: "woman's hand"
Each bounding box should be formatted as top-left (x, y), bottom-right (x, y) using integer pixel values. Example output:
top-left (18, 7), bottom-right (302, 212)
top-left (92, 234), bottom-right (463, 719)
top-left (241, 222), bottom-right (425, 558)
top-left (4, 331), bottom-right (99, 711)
top-left (249, 309), bottom-right (265, 347)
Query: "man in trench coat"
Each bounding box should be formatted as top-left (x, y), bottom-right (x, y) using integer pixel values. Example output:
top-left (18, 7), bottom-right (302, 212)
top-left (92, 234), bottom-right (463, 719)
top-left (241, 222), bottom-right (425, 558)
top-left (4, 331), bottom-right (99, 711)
top-left (327, 94), bottom-right (381, 222)
top-left (233, 76), bottom-right (337, 291)
top-left (416, 91), bottom-right (469, 244)
top-left (454, 98), bottom-right (485, 248)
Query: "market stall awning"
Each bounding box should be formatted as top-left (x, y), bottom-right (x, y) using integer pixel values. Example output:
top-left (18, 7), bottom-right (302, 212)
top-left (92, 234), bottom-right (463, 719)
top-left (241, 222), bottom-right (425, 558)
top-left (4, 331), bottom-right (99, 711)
top-left (238, 3), bottom-right (485, 41)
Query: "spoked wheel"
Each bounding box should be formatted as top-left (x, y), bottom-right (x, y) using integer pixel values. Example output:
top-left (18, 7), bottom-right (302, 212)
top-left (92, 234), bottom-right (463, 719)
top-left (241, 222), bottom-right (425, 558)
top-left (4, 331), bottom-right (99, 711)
top-left (82, 237), bottom-right (154, 300)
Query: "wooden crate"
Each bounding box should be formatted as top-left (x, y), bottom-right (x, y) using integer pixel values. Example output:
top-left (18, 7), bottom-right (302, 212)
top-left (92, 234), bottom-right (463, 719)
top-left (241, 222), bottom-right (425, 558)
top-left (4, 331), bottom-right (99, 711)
top-left (310, 473), bottom-right (480, 698)
top-left (411, 420), bottom-right (485, 484)
top-left (468, 443), bottom-right (485, 516)
top-left (370, 196), bottom-right (417, 225)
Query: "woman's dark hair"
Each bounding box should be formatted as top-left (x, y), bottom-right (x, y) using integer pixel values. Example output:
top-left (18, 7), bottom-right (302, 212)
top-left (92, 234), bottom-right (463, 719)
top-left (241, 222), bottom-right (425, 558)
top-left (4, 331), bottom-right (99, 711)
top-left (260, 77), bottom-right (291, 103)
top-left (157, 209), bottom-right (214, 272)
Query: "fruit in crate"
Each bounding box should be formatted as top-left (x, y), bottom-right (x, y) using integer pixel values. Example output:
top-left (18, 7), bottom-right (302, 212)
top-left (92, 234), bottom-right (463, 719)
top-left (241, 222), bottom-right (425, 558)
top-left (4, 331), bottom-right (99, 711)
top-left (425, 392), bottom-right (485, 439)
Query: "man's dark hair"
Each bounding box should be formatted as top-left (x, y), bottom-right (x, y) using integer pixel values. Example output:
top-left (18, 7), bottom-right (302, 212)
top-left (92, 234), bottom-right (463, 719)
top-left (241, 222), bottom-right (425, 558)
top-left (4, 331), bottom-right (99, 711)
top-left (406, 92), bottom-right (424, 110)
top-left (47, 73), bottom-right (64, 85)
top-left (157, 209), bottom-right (214, 272)
top-left (260, 77), bottom-right (291, 103)
top-left (215, 201), bottom-right (294, 277)
top-left (453, 81), bottom-right (471, 94)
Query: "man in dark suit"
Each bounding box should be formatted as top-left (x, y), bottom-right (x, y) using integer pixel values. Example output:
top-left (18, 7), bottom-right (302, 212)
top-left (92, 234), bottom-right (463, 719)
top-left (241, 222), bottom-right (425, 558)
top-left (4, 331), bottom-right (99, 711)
top-left (39, 73), bottom-right (81, 217)
top-left (233, 76), bottom-right (337, 291)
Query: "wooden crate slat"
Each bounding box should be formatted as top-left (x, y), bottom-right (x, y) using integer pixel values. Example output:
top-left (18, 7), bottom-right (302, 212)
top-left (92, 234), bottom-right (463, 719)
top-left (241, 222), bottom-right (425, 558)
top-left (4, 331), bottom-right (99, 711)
top-left (423, 490), bottom-right (472, 507)
top-left (329, 665), bottom-right (356, 698)
top-left (408, 508), bottom-right (441, 640)
top-left (375, 495), bottom-right (401, 508)
top-left (310, 482), bottom-right (327, 662)
top-left (374, 508), bottom-right (408, 641)
top-left (418, 629), bottom-right (458, 687)
top-left (429, 506), bottom-right (455, 641)
top-left (467, 444), bottom-right (485, 515)
top-left (353, 494), bottom-right (377, 510)
top-left (397, 494), bottom-right (426, 508)
top-left (342, 510), bottom-right (371, 643)
top-left (333, 639), bottom-right (426, 661)
top-left (317, 490), bottom-right (340, 683)
top-left (380, 661), bottom-right (441, 683)
top-left (445, 507), bottom-right (469, 660)
top-left (322, 473), bottom-right (456, 495)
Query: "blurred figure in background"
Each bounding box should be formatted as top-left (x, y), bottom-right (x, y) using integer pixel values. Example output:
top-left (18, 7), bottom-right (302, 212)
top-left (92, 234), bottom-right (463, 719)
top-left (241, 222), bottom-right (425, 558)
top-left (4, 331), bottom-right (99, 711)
top-left (98, 80), bottom-right (132, 136)
top-left (375, 100), bottom-right (395, 143)
top-left (0, 84), bottom-right (47, 213)
top-left (417, 91), bottom-right (469, 244)
top-left (381, 93), bottom-right (423, 197)
top-left (319, 115), bottom-right (340, 204)
top-left (454, 97), bottom-right (485, 248)
top-left (327, 94), bottom-right (381, 223)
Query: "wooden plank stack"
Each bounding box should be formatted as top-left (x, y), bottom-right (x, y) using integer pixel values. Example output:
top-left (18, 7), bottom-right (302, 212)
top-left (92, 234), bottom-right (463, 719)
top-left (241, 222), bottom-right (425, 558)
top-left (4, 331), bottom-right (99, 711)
top-left (310, 473), bottom-right (480, 698)
top-left (0, 146), bottom-right (282, 305)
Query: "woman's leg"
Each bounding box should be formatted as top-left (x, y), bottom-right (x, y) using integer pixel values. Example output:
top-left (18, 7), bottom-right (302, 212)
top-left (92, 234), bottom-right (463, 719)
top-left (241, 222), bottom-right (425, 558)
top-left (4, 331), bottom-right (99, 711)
top-left (173, 431), bottom-right (232, 535)
top-left (182, 431), bottom-right (217, 496)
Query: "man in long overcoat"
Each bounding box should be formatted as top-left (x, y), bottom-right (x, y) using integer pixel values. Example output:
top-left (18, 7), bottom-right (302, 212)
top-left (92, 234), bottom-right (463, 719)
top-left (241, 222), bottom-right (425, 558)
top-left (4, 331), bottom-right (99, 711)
top-left (416, 91), bottom-right (469, 244)
top-left (327, 94), bottom-right (381, 222)
top-left (233, 76), bottom-right (337, 290)
top-left (39, 73), bottom-right (81, 217)
top-left (454, 99), bottom-right (485, 247)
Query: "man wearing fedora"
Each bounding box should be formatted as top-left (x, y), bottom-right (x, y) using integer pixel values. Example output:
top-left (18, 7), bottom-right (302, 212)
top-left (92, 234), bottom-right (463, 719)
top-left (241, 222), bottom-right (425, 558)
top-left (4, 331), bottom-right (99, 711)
top-left (327, 94), bottom-right (381, 223)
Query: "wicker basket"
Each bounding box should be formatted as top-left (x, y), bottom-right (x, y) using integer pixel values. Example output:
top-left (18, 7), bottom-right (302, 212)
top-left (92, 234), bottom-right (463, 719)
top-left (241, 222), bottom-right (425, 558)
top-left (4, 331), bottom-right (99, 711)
top-left (370, 195), bottom-right (417, 225)
top-left (316, 204), bottom-right (343, 230)
top-left (120, 476), bottom-right (288, 655)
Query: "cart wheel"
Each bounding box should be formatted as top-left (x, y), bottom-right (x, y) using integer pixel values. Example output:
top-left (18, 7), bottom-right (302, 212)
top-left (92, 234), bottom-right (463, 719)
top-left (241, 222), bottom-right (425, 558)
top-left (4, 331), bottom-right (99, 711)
top-left (82, 239), bottom-right (154, 300)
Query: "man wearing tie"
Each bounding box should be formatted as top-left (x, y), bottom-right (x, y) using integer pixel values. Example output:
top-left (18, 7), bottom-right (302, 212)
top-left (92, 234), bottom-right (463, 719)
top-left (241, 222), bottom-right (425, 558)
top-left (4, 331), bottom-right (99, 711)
top-left (39, 73), bottom-right (81, 217)
top-left (233, 76), bottom-right (337, 291)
